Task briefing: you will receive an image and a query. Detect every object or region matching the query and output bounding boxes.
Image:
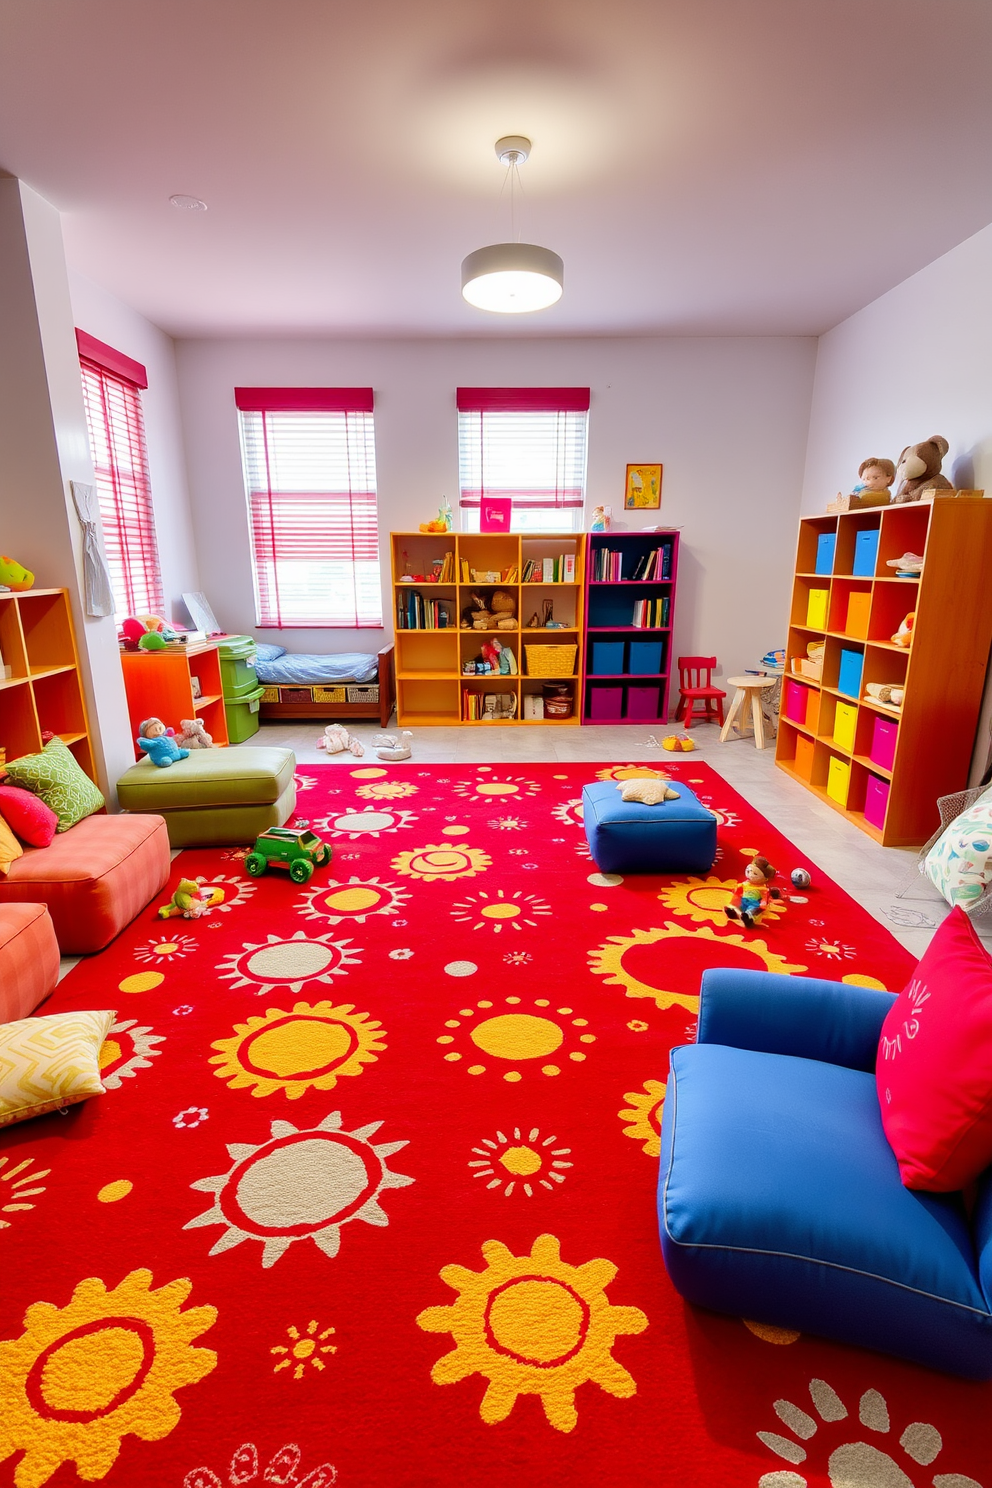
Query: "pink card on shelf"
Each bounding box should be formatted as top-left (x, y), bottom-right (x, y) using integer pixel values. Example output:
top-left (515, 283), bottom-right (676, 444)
top-left (480, 498), bottom-right (512, 532)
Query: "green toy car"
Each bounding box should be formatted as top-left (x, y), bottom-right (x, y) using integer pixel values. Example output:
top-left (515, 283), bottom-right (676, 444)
top-left (244, 827), bottom-right (332, 883)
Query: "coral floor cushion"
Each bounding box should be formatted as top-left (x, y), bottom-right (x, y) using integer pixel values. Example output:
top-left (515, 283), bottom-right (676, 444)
top-left (877, 906), bottom-right (992, 1191)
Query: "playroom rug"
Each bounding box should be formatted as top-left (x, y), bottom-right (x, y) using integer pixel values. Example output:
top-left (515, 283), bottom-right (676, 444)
top-left (0, 760), bottom-right (988, 1488)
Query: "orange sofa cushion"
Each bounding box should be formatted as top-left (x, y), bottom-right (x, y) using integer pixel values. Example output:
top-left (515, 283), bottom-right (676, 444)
top-left (0, 814), bottom-right (170, 954)
top-left (0, 903), bottom-right (60, 1022)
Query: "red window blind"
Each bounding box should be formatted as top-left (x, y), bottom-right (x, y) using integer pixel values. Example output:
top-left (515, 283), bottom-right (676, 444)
top-left (235, 388), bottom-right (381, 629)
top-left (78, 338), bottom-right (164, 621)
top-left (456, 387), bottom-right (589, 533)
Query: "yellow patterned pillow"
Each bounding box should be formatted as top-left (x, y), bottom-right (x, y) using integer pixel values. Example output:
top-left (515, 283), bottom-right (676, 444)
top-left (0, 1009), bottom-right (116, 1127)
top-left (0, 815), bottom-right (22, 874)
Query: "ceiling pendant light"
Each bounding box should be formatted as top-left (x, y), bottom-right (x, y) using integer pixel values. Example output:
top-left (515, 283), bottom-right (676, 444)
top-left (461, 137), bottom-right (563, 314)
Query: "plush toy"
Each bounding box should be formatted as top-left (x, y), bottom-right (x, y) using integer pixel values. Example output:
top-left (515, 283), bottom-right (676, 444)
top-left (137, 718), bottom-right (189, 767)
top-left (661, 734), bottom-right (696, 752)
top-left (725, 855), bottom-right (781, 929)
top-left (176, 718), bottom-right (214, 749)
top-left (828, 457), bottom-right (895, 513)
top-left (893, 436), bottom-right (953, 502)
top-left (864, 682), bottom-right (904, 709)
top-left (157, 878), bottom-right (225, 919)
top-left (462, 593), bottom-right (492, 629)
top-left (372, 731), bottom-right (413, 761)
top-left (316, 724), bottom-right (364, 757)
top-left (590, 507), bottom-right (609, 532)
top-left (790, 867), bottom-right (812, 890)
top-left (891, 612), bottom-right (914, 647)
top-left (490, 590), bottom-right (517, 630)
top-left (0, 555), bottom-right (34, 591)
top-left (618, 779), bottom-right (679, 805)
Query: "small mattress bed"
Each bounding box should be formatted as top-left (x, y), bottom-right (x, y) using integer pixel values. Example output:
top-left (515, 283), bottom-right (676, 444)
top-left (254, 643), bottom-right (394, 727)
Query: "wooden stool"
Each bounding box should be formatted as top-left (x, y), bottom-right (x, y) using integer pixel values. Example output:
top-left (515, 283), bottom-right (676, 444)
top-left (719, 676), bottom-right (779, 750)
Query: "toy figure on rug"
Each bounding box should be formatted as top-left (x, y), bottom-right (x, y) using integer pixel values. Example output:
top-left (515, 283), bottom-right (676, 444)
top-left (372, 731), bottom-right (413, 761)
top-left (316, 724), bottom-right (364, 757)
top-left (725, 855), bottom-right (781, 928)
top-left (137, 718), bottom-right (189, 767)
top-left (158, 879), bottom-right (225, 919)
top-left (176, 718), bottom-right (215, 749)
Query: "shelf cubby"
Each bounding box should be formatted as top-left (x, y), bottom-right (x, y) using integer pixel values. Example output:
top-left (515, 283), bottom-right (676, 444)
top-left (0, 590), bottom-right (98, 781)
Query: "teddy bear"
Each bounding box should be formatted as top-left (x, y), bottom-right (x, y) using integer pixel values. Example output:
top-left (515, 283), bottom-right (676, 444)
top-left (316, 724), bottom-right (364, 757)
top-left (176, 718), bottom-right (214, 749)
top-left (490, 590), bottom-right (517, 630)
top-left (724, 855), bottom-right (781, 928)
top-left (462, 593), bottom-right (492, 629)
top-left (893, 437), bottom-right (952, 502)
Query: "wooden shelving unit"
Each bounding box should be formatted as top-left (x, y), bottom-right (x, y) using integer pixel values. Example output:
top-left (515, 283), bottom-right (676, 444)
top-left (120, 642), bottom-right (229, 755)
top-left (582, 530), bottom-right (680, 725)
top-left (775, 497), bottom-right (992, 846)
top-left (0, 588), bottom-right (96, 776)
top-left (391, 532), bottom-right (585, 725)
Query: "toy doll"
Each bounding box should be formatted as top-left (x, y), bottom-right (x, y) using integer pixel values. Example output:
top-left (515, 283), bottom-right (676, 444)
top-left (137, 717), bottom-right (189, 767)
top-left (725, 855), bottom-right (780, 929)
top-left (828, 457), bottom-right (895, 513)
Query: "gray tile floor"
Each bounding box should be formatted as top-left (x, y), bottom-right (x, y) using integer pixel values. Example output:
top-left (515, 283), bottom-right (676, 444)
top-left (238, 718), bottom-right (978, 960)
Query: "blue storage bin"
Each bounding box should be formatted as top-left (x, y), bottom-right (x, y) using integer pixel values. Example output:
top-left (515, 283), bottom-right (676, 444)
top-left (815, 533), bottom-right (836, 575)
top-left (837, 648), bottom-right (864, 698)
top-left (852, 528), bottom-right (880, 577)
top-left (590, 641), bottom-right (625, 675)
top-left (628, 640), bottom-right (663, 674)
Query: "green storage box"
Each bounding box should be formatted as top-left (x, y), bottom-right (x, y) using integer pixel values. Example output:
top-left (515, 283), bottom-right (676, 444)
top-left (218, 635), bottom-right (259, 699)
top-left (224, 684), bottom-right (266, 743)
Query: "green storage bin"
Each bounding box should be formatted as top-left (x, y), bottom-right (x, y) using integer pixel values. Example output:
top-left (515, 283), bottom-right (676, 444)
top-left (224, 684), bottom-right (265, 743)
top-left (218, 635), bottom-right (259, 699)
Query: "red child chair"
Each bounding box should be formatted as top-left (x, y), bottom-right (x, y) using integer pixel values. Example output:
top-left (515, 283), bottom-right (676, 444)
top-left (676, 656), bottom-right (727, 728)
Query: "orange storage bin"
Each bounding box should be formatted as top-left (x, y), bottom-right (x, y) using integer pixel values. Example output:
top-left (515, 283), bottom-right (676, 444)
top-left (805, 691), bottom-right (821, 734)
top-left (845, 592), bottom-right (871, 639)
top-left (794, 734), bottom-right (815, 781)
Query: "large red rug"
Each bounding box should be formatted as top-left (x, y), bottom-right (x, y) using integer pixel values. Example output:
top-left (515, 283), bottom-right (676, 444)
top-left (1, 760), bottom-right (988, 1488)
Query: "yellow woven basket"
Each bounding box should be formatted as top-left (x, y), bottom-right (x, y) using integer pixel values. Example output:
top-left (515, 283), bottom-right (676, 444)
top-left (524, 644), bottom-right (577, 677)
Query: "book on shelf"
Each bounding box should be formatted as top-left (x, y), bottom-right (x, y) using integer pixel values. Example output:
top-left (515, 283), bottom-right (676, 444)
top-left (563, 553), bottom-right (575, 582)
top-left (628, 543), bottom-right (673, 581)
top-left (396, 590), bottom-right (452, 630)
top-left (460, 559), bottom-right (471, 582)
top-left (631, 595), bottom-right (670, 627)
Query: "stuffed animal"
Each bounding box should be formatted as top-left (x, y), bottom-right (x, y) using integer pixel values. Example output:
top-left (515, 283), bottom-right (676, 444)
top-left (618, 779), bottom-right (679, 805)
top-left (372, 731), bottom-right (413, 761)
top-left (316, 724), bottom-right (364, 757)
top-left (827, 457), bottom-right (895, 513)
top-left (725, 855), bottom-right (781, 929)
top-left (661, 734), bottom-right (696, 752)
top-left (0, 555), bottom-right (34, 591)
top-left (176, 718), bottom-right (214, 749)
top-left (893, 437), bottom-right (952, 502)
top-left (891, 612), bottom-right (914, 647)
top-left (157, 878), bottom-right (225, 919)
top-left (490, 590), bottom-right (517, 630)
top-left (137, 718), bottom-right (189, 767)
top-left (462, 593), bottom-right (492, 629)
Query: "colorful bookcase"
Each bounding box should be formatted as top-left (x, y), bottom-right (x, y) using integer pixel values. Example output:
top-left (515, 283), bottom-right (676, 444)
top-left (0, 588), bottom-right (96, 776)
top-left (775, 496), bottom-right (992, 845)
top-left (120, 642), bottom-right (229, 756)
top-left (581, 531), bottom-right (680, 725)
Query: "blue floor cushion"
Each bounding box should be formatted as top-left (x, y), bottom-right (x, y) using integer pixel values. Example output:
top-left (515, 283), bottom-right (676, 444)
top-left (582, 780), bottom-right (717, 874)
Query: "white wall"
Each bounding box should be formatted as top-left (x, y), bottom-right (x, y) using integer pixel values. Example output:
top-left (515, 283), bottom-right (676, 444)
top-left (803, 221), bottom-right (992, 780)
top-left (69, 270), bottom-right (199, 624)
top-left (175, 335), bottom-right (816, 683)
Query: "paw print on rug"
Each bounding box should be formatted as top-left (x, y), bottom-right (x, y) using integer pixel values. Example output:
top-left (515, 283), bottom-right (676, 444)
top-left (184, 1440), bottom-right (336, 1487)
top-left (757, 1380), bottom-right (984, 1486)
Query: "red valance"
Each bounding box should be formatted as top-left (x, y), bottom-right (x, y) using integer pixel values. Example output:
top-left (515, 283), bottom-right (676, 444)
top-left (456, 387), bottom-right (590, 413)
top-left (234, 387), bottom-right (374, 413)
top-left (75, 330), bottom-right (148, 390)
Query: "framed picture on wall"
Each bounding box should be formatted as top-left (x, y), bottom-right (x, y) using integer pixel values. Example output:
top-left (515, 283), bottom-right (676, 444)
top-left (624, 463), bottom-right (663, 510)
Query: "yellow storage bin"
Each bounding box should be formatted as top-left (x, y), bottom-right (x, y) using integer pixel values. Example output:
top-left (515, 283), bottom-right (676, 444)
top-left (826, 755), bottom-right (851, 806)
top-left (524, 645), bottom-right (577, 676)
top-left (313, 686), bottom-right (347, 703)
top-left (832, 701), bottom-right (858, 753)
top-left (806, 588), bottom-right (829, 629)
top-left (260, 687), bottom-right (279, 703)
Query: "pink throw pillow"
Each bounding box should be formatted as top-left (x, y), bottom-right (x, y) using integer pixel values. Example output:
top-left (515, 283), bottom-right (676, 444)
top-left (0, 785), bottom-right (58, 848)
top-left (877, 907), bottom-right (992, 1191)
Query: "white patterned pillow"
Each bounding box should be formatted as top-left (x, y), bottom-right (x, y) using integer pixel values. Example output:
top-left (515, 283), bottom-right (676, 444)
top-left (924, 788), bottom-right (992, 909)
top-left (0, 1009), bottom-right (116, 1127)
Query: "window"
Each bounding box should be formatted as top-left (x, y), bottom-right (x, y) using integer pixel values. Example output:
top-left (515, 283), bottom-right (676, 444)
top-left (457, 387), bottom-right (590, 533)
top-left (236, 388), bottom-right (381, 629)
top-left (77, 330), bottom-right (164, 620)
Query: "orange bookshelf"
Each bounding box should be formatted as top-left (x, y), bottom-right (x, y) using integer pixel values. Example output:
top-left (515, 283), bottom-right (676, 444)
top-left (0, 588), bottom-right (96, 776)
top-left (120, 642), bottom-right (229, 756)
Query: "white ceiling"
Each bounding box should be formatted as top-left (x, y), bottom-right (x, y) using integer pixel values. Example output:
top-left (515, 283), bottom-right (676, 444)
top-left (1, 0), bottom-right (990, 339)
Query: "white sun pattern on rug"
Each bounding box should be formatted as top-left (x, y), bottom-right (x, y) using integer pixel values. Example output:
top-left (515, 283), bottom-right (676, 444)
top-left (216, 933), bottom-right (362, 995)
top-left (183, 1440), bottom-right (337, 1488)
top-left (315, 806), bottom-right (418, 839)
top-left (99, 1019), bottom-right (165, 1089)
top-left (468, 1127), bottom-right (573, 1196)
top-left (193, 873), bottom-right (259, 912)
top-left (757, 1380), bottom-right (984, 1487)
top-left (185, 1111), bottom-right (413, 1268)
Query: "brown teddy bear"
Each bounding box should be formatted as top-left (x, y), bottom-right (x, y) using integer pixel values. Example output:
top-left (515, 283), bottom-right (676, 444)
top-left (490, 590), bottom-right (517, 631)
top-left (893, 437), bottom-right (952, 502)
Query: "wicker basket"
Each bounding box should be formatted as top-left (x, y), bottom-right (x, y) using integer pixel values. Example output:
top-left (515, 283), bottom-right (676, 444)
top-left (313, 686), bottom-right (347, 703)
top-left (260, 687), bottom-right (280, 703)
top-left (524, 644), bottom-right (577, 677)
top-left (346, 685), bottom-right (379, 703)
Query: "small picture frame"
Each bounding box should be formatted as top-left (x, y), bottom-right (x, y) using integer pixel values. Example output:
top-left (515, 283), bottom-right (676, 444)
top-left (624, 464), bottom-right (663, 510)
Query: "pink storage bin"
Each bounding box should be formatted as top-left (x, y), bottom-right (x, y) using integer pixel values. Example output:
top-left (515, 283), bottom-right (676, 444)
top-left (784, 679), bottom-right (808, 726)
top-left (864, 774), bottom-right (890, 831)
top-left (589, 686), bottom-right (623, 720)
top-left (626, 685), bottom-right (661, 720)
top-left (870, 715), bottom-right (898, 772)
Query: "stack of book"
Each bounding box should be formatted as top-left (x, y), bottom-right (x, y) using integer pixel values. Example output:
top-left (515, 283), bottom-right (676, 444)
top-left (631, 545), bottom-right (672, 580)
top-left (592, 549), bottom-right (624, 581)
top-left (522, 555), bottom-right (575, 583)
top-left (396, 591), bottom-right (452, 629)
top-left (429, 552), bottom-right (456, 583)
top-left (631, 596), bottom-right (670, 628)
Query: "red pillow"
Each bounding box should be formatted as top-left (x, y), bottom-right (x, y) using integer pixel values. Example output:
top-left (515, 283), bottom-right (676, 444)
top-left (0, 785), bottom-right (58, 848)
top-left (877, 907), bottom-right (992, 1191)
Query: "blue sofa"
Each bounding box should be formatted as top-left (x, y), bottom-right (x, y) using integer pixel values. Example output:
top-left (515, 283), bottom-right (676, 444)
top-left (658, 968), bottom-right (992, 1377)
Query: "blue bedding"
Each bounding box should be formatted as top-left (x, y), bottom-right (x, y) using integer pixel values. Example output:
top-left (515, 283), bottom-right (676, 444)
top-left (254, 650), bottom-right (379, 686)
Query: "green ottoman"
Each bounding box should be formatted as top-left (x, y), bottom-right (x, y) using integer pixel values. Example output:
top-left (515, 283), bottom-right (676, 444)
top-left (117, 748), bottom-right (296, 848)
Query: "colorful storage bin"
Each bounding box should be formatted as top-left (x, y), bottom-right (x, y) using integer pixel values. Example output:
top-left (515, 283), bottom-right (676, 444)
top-left (217, 635), bottom-right (258, 699)
top-left (864, 774), bottom-right (891, 831)
top-left (590, 641), bottom-right (625, 676)
top-left (784, 680), bottom-right (809, 726)
top-left (852, 528), bottom-right (880, 577)
top-left (626, 685), bottom-right (660, 720)
top-left (588, 685), bottom-right (623, 720)
top-left (224, 685), bottom-right (265, 744)
top-left (845, 592), bottom-right (871, 639)
top-left (870, 715), bottom-right (898, 772)
top-left (826, 756), bottom-right (851, 806)
top-left (794, 735), bottom-right (815, 781)
top-left (628, 640), bottom-right (663, 674)
top-left (815, 533), bottom-right (836, 575)
top-left (832, 701), bottom-right (858, 752)
top-left (806, 589), bottom-right (829, 630)
top-left (805, 691), bottom-right (821, 733)
top-left (837, 648), bottom-right (864, 698)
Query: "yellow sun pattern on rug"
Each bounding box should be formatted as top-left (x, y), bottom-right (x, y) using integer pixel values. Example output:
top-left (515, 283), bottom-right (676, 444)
top-left (270, 1319), bottom-right (337, 1381)
top-left (438, 997), bottom-right (596, 1080)
top-left (216, 932), bottom-right (362, 995)
top-left (98, 1020), bottom-right (165, 1090)
top-left (588, 924), bottom-right (807, 1012)
top-left (184, 1111), bottom-right (414, 1269)
top-left (618, 1080), bottom-right (667, 1157)
top-left (551, 799), bottom-right (584, 827)
top-left (452, 774), bottom-right (541, 803)
top-left (841, 973), bottom-right (888, 991)
top-left (594, 765), bottom-right (669, 782)
top-left (391, 844), bottom-right (492, 882)
top-left (657, 875), bottom-right (787, 927)
top-left (209, 1001), bottom-right (386, 1100)
top-left (450, 889), bottom-right (552, 934)
top-left (0, 1156), bottom-right (49, 1230)
top-left (0, 1269), bottom-right (216, 1488)
top-left (416, 1233), bottom-right (648, 1434)
top-left (469, 1127), bottom-right (573, 1196)
top-left (355, 780), bottom-right (418, 800)
top-left (298, 876), bottom-right (410, 926)
top-left (134, 934), bottom-right (197, 964)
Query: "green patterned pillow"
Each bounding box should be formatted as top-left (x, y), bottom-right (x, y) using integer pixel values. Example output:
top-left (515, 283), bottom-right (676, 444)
top-left (4, 738), bottom-right (105, 832)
